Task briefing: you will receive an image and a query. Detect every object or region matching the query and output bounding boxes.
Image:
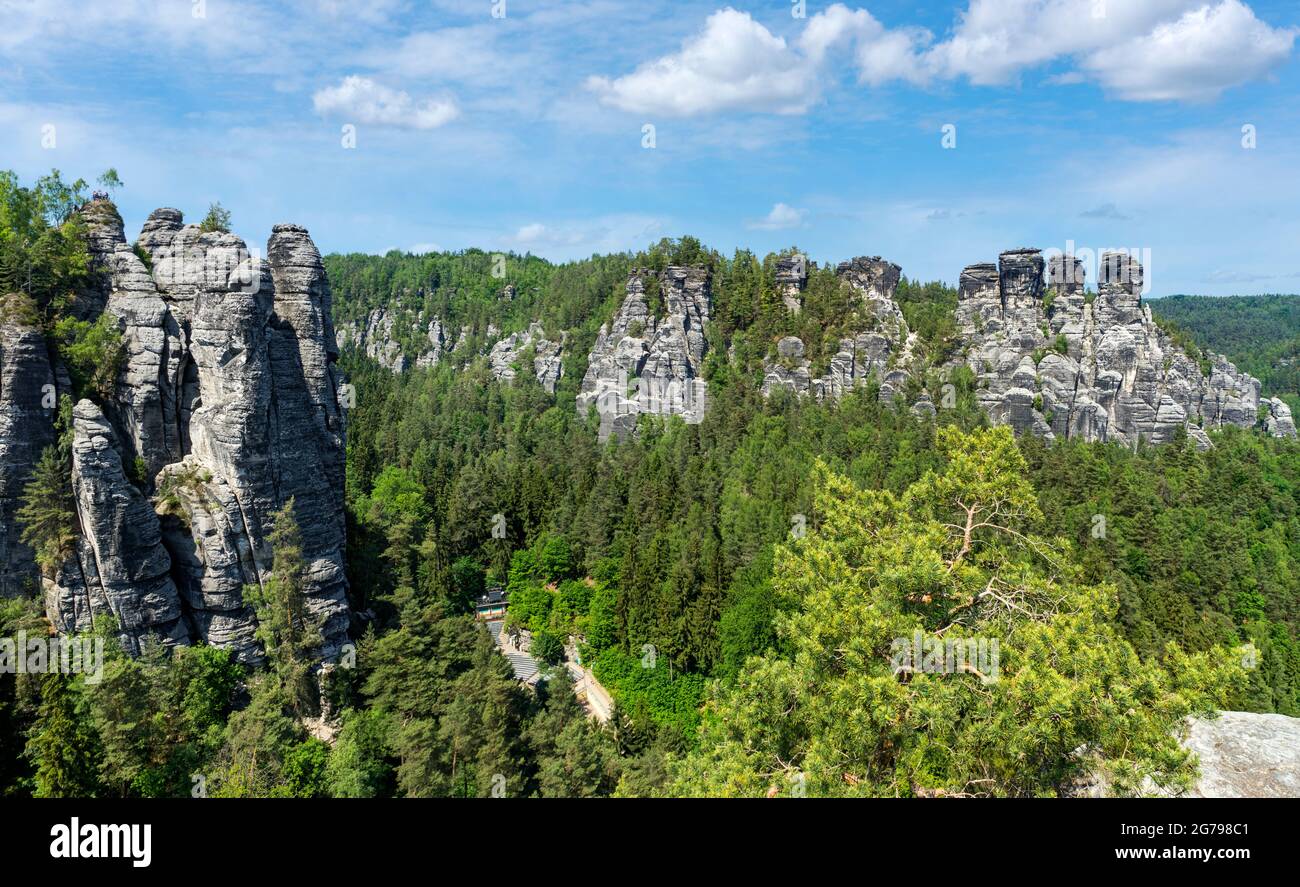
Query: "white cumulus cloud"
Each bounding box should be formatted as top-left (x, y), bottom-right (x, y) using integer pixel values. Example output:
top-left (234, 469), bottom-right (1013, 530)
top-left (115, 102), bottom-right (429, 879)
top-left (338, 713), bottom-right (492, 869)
top-left (923, 0), bottom-right (1296, 101)
top-left (586, 8), bottom-right (817, 116)
top-left (587, 1), bottom-right (1296, 115)
top-left (747, 202), bottom-right (806, 230)
top-left (313, 75), bottom-right (459, 130)
top-left (1081, 0), bottom-right (1297, 101)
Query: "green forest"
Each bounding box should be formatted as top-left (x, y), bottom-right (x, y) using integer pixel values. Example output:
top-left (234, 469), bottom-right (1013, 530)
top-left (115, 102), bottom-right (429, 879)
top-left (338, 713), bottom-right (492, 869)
top-left (1150, 294), bottom-right (1300, 412)
top-left (2, 170), bottom-right (1298, 797)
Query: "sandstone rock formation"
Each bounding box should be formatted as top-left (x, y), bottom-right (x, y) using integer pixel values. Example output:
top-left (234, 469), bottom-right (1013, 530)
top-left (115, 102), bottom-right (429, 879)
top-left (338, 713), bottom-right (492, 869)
top-left (951, 249), bottom-right (1285, 447)
top-left (336, 307), bottom-right (408, 372)
top-left (1177, 710), bottom-right (1300, 797)
top-left (0, 294), bottom-right (57, 598)
top-left (487, 322), bottom-right (564, 394)
top-left (775, 254), bottom-right (806, 314)
top-left (338, 305), bottom-right (564, 392)
top-left (576, 267), bottom-right (711, 441)
top-left (1265, 397), bottom-right (1297, 438)
top-left (761, 256), bottom-right (912, 403)
top-left (10, 199), bottom-right (352, 663)
top-left (414, 319), bottom-right (449, 369)
top-left (46, 400), bottom-right (190, 654)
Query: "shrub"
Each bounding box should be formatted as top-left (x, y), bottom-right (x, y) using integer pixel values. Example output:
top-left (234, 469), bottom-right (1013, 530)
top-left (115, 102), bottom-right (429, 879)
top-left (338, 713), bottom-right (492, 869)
top-left (199, 202), bottom-right (231, 234)
top-left (531, 630), bottom-right (565, 665)
top-left (53, 313), bottom-right (125, 402)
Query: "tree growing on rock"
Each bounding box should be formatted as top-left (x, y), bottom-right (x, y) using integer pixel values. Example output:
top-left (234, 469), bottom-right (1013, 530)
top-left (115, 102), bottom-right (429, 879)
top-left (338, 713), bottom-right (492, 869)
top-left (96, 168), bottom-right (123, 196)
top-left (244, 499), bottom-right (323, 719)
top-left (670, 426), bottom-right (1245, 797)
top-left (198, 201), bottom-right (231, 234)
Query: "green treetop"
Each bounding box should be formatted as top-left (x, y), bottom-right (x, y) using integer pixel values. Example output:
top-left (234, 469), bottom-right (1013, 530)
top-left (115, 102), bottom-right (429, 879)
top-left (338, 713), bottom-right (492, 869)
top-left (670, 426), bottom-right (1245, 797)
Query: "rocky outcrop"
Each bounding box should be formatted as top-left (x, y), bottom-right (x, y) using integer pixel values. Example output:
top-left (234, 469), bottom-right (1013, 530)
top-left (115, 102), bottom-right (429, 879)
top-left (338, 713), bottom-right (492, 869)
top-left (414, 319), bottom-right (449, 369)
top-left (29, 199), bottom-right (352, 664)
top-left (45, 401), bottom-right (189, 654)
top-left (1265, 397), bottom-right (1297, 438)
top-left (338, 306), bottom-right (565, 391)
top-left (951, 249), bottom-right (1281, 448)
top-left (761, 256), bottom-right (912, 403)
top-left (1075, 710), bottom-right (1300, 797)
top-left (775, 254), bottom-right (806, 314)
top-left (0, 295), bottom-right (57, 598)
top-left (1177, 711), bottom-right (1300, 797)
top-left (576, 267), bottom-right (711, 441)
top-left (487, 322), bottom-right (564, 394)
top-left (836, 256), bottom-right (903, 307)
top-left (336, 307), bottom-right (408, 372)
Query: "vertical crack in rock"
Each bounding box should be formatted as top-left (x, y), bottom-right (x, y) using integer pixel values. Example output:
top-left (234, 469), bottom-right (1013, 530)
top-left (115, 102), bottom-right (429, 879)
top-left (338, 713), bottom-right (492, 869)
top-left (52, 400), bottom-right (189, 654)
top-left (0, 294), bottom-right (57, 598)
top-left (949, 248), bottom-right (1288, 447)
top-left (21, 199), bottom-right (352, 665)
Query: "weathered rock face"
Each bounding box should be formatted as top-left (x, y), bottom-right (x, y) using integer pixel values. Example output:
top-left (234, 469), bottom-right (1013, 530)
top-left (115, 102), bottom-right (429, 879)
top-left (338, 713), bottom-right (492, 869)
top-left (45, 400), bottom-right (190, 654)
top-left (336, 307), bottom-right (408, 372)
top-left (487, 322), bottom-right (564, 394)
top-left (576, 267), bottom-right (711, 441)
top-left (1075, 710), bottom-right (1300, 797)
top-left (761, 256), bottom-right (912, 403)
top-left (336, 304), bottom-right (565, 392)
top-left (1178, 711), bottom-right (1300, 797)
top-left (951, 249), bottom-right (1284, 447)
top-left (26, 200), bottom-right (352, 664)
top-left (413, 319), bottom-right (448, 369)
top-left (836, 256), bottom-right (903, 305)
top-left (775, 254), bottom-right (806, 314)
top-left (1266, 397), bottom-right (1297, 438)
top-left (0, 295), bottom-right (57, 598)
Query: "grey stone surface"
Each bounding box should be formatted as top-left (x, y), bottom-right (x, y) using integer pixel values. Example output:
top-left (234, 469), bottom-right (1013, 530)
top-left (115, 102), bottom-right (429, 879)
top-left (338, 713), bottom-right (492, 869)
top-left (1075, 711), bottom-right (1300, 797)
top-left (336, 307), bottom-right (408, 372)
top-left (577, 267), bottom-right (712, 441)
top-left (27, 199), bottom-right (352, 665)
top-left (950, 249), bottom-right (1282, 447)
top-left (762, 256), bottom-right (912, 403)
top-left (487, 321), bottom-right (564, 393)
top-left (1177, 711), bottom-right (1300, 797)
top-left (46, 400), bottom-right (189, 655)
top-left (775, 254), bottom-right (807, 313)
top-left (1266, 397), bottom-right (1296, 439)
top-left (0, 295), bottom-right (57, 598)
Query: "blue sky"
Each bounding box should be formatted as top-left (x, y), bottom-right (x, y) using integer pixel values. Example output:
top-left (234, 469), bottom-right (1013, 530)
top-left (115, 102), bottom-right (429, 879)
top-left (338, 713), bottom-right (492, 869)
top-left (3, 0), bottom-right (1299, 295)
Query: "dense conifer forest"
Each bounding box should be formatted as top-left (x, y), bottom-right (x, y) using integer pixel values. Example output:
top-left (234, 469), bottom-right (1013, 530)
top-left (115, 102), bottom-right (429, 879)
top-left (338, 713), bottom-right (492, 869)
top-left (2, 172), bottom-right (1297, 797)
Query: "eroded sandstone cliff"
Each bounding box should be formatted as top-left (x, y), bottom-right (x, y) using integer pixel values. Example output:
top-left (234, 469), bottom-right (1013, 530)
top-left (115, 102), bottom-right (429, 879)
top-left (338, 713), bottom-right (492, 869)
top-left (336, 306), bottom-right (565, 391)
top-left (952, 249), bottom-right (1290, 447)
top-left (1, 199), bottom-right (351, 664)
top-left (761, 256), bottom-right (914, 404)
top-left (0, 294), bottom-right (57, 599)
top-left (576, 267), bottom-right (711, 441)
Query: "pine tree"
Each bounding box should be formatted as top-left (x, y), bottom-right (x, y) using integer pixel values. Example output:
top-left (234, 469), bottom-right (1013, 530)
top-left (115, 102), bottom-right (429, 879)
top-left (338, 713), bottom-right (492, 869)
top-left (244, 499), bottom-right (322, 718)
top-left (27, 672), bottom-right (101, 798)
top-left (17, 442), bottom-right (77, 573)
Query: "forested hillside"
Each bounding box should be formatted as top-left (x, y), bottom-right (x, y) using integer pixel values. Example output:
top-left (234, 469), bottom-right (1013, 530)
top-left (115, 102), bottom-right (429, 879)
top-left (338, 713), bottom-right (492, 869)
top-left (3, 170), bottom-right (1296, 797)
top-left (1150, 294), bottom-right (1300, 411)
top-left (333, 243), bottom-right (1300, 768)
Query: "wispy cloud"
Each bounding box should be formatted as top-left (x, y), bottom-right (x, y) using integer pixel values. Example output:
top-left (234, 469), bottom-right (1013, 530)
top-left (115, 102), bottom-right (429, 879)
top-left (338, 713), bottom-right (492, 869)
top-left (313, 76), bottom-right (459, 130)
top-left (1080, 203), bottom-right (1131, 221)
top-left (504, 215), bottom-right (667, 259)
